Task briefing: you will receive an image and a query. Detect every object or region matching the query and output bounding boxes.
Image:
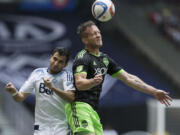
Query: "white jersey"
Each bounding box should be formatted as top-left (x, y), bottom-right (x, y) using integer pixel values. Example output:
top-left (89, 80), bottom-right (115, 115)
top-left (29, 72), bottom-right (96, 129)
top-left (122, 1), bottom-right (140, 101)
top-left (20, 67), bottom-right (75, 135)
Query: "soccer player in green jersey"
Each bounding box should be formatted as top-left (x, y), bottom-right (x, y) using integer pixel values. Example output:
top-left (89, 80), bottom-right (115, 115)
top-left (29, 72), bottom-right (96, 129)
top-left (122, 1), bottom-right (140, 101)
top-left (65, 20), bottom-right (172, 135)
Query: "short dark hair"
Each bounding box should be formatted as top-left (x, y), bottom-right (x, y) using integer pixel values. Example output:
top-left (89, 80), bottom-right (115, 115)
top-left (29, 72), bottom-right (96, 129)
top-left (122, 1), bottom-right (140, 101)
top-left (77, 20), bottom-right (96, 38)
top-left (52, 47), bottom-right (70, 64)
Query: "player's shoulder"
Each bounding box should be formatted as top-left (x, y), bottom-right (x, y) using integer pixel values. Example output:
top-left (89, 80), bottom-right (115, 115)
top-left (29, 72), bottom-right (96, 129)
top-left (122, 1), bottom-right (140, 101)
top-left (74, 49), bottom-right (92, 65)
top-left (100, 51), bottom-right (109, 57)
top-left (32, 67), bottom-right (47, 75)
top-left (62, 69), bottom-right (73, 74)
top-left (58, 69), bottom-right (73, 77)
top-left (55, 69), bottom-right (73, 81)
top-left (75, 49), bottom-right (89, 59)
top-left (33, 67), bottom-right (46, 72)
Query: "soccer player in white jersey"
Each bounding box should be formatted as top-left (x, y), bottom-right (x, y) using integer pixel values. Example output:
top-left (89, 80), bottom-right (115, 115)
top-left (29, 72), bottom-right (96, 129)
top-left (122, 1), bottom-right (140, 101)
top-left (5, 47), bottom-right (75, 135)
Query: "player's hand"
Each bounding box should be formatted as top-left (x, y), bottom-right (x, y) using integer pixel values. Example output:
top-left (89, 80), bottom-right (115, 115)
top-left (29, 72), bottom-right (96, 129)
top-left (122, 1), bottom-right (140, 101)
top-left (153, 90), bottom-right (172, 107)
top-left (5, 82), bottom-right (17, 94)
top-left (93, 74), bottom-right (103, 86)
top-left (43, 77), bottom-right (53, 89)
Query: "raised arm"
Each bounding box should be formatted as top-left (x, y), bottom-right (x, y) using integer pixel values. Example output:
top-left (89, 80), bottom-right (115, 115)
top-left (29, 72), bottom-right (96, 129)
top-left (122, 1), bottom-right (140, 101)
top-left (114, 70), bottom-right (172, 106)
top-left (5, 83), bottom-right (30, 102)
top-left (74, 73), bottom-right (102, 91)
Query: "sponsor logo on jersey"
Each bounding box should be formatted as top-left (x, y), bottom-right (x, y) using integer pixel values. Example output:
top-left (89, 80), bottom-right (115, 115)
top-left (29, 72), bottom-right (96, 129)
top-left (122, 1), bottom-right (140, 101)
top-left (39, 83), bottom-right (53, 95)
top-left (94, 67), bottom-right (107, 75)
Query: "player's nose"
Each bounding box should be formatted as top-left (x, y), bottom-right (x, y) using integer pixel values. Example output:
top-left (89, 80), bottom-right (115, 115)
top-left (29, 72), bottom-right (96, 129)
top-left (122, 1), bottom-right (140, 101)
top-left (54, 61), bottom-right (59, 66)
top-left (96, 34), bottom-right (101, 39)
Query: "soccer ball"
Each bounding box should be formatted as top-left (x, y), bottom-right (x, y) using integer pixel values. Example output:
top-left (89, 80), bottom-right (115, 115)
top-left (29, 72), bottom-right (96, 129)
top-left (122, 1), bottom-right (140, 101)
top-left (92, 0), bottom-right (115, 22)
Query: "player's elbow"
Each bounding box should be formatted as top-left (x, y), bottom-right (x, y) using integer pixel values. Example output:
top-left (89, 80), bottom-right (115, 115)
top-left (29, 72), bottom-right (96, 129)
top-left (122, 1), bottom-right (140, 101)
top-left (68, 96), bottom-right (75, 103)
top-left (13, 93), bottom-right (27, 102)
top-left (66, 92), bottom-right (75, 103)
top-left (75, 81), bottom-right (84, 90)
top-left (14, 97), bottom-right (24, 102)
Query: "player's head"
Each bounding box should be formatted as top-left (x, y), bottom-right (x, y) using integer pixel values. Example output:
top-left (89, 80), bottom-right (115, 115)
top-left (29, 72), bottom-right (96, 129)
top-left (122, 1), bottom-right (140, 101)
top-left (49, 47), bottom-right (70, 74)
top-left (77, 20), bottom-right (102, 49)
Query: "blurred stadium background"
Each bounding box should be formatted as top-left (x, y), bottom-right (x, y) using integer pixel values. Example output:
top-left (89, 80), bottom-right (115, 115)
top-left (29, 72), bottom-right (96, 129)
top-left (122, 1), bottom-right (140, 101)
top-left (0, 0), bottom-right (179, 135)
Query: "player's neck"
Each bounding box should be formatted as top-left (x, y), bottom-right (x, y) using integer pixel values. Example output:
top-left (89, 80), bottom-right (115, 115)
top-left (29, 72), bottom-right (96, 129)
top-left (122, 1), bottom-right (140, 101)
top-left (85, 47), bottom-right (100, 56)
top-left (48, 68), bottom-right (61, 75)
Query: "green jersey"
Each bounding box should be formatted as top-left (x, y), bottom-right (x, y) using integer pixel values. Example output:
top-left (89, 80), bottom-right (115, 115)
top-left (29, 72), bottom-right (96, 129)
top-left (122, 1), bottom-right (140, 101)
top-left (73, 49), bottom-right (123, 110)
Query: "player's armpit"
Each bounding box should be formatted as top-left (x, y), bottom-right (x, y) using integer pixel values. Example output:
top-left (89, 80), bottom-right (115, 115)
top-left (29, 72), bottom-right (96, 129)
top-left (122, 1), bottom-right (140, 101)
top-left (74, 72), bottom-right (87, 79)
top-left (114, 70), bottom-right (129, 82)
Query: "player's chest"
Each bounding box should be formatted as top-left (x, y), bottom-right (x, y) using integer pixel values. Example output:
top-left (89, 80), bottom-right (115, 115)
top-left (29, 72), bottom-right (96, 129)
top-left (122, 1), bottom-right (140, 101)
top-left (89, 57), bottom-right (109, 76)
top-left (35, 76), bottom-right (63, 96)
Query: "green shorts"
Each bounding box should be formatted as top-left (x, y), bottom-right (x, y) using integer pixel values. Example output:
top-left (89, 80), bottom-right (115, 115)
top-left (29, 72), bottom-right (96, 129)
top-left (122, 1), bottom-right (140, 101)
top-left (65, 102), bottom-right (103, 135)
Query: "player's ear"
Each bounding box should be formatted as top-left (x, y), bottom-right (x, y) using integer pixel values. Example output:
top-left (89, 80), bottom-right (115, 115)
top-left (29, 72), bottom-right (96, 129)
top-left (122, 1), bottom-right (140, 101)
top-left (81, 38), bottom-right (88, 44)
top-left (63, 59), bottom-right (68, 68)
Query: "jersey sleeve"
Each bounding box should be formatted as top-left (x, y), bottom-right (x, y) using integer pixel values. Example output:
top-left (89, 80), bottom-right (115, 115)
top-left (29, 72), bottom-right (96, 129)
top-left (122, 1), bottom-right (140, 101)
top-left (107, 56), bottom-right (124, 77)
top-left (73, 57), bottom-right (89, 76)
top-left (19, 69), bottom-right (36, 93)
top-left (63, 71), bottom-right (75, 91)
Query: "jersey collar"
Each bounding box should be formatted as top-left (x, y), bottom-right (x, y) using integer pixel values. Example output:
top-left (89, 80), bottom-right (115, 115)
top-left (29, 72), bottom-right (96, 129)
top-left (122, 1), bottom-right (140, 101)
top-left (86, 49), bottom-right (101, 57)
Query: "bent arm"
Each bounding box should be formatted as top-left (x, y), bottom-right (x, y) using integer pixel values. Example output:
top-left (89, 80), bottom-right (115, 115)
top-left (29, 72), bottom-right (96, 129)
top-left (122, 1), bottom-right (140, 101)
top-left (74, 73), bottom-right (102, 91)
top-left (50, 87), bottom-right (75, 102)
top-left (5, 83), bottom-right (30, 102)
top-left (43, 77), bottom-right (75, 102)
top-left (75, 73), bottom-right (94, 90)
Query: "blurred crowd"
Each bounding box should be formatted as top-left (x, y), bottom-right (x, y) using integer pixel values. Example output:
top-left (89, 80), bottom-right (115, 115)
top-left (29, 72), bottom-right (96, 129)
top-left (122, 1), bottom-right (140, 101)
top-left (149, 8), bottom-right (180, 50)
